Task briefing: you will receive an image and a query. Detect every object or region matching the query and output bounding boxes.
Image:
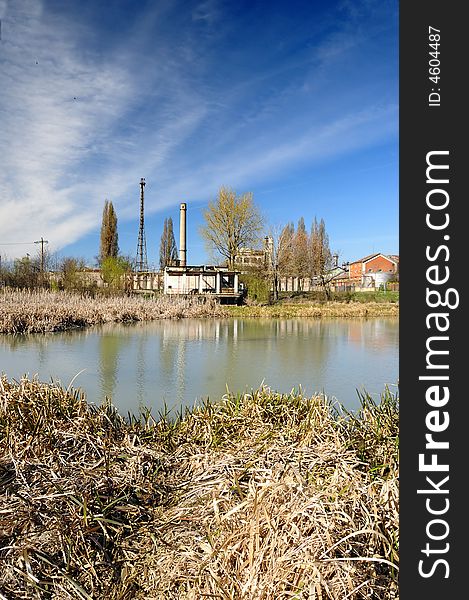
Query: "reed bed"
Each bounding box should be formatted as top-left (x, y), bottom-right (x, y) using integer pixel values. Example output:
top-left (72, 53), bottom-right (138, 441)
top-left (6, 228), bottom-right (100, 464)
top-left (0, 289), bottom-right (227, 334)
top-left (225, 301), bottom-right (398, 319)
top-left (0, 290), bottom-right (398, 335)
top-left (0, 376), bottom-right (398, 599)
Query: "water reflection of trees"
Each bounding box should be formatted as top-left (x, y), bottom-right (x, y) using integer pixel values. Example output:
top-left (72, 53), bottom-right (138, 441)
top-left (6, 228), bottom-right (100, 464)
top-left (0, 327), bottom-right (94, 352)
top-left (209, 319), bottom-right (339, 398)
top-left (98, 331), bottom-right (127, 403)
top-left (1, 318), bottom-right (399, 414)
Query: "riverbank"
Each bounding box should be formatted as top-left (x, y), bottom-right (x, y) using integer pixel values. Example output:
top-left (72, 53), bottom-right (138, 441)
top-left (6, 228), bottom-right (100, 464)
top-left (0, 289), bottom-right (398, 334)
top-left (0, 376), bottom-right (399, 599)
top-left (0, 289), bottom-right (227, 334)
top-left (225, 301), bottom-right (398, 318)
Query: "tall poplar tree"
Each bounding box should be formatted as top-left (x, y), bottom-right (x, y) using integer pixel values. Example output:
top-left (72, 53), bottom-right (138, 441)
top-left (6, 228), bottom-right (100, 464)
top-left (266, 224), bottom-right (296, 301)
top-left (310, 216), bottom-right (333, 297)
top-left (292, 217), bottom-right (309, 286)
top-left (99, 200), bottom-right (118, 264)
top-left (159, 217), bottom-right (178, 269)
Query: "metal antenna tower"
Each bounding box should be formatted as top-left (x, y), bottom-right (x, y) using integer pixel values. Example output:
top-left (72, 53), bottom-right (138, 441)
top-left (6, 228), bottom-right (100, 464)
top-left (135, 177), bottom-right (148, 272)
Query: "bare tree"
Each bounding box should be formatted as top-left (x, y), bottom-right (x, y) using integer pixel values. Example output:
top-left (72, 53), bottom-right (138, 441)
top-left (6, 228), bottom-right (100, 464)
top-left (266, 225), bottom-right (296, 301)
top-left (159, 217), bottom-right (178, 269)
top-left (200, 187), bottom-right (264, 269)
top-left (99, 200), bottom-right (118, 264)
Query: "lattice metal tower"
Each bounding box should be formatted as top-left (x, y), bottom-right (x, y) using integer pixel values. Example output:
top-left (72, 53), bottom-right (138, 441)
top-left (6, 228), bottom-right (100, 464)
top-left (135, 177), bottom-right (148, 272)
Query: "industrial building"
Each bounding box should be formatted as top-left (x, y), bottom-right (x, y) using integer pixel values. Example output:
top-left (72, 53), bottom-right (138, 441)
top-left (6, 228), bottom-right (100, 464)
top-left (133, 199), bottom-right (243, 303)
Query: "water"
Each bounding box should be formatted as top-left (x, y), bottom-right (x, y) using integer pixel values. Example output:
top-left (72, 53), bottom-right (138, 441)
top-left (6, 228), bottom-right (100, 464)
top-left (0, 318), bottom-right (398, 415)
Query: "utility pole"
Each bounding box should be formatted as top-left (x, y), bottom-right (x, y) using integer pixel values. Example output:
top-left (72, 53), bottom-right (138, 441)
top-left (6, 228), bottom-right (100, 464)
top-left (34, 237), bottom-right (49, 273)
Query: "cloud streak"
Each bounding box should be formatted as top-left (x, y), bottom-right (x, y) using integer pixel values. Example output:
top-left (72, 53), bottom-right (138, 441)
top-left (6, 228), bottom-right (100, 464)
top-left (0, 0), bottom-right (397, 260)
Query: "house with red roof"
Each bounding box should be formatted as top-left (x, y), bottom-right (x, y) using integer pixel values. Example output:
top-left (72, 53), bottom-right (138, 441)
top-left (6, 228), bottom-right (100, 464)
top-left (333, 253), bottom-right (399, 291)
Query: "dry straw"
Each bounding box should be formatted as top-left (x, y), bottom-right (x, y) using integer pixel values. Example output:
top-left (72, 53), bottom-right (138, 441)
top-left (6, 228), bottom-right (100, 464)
top-left (0, 376), bottom-right (398, 599)
top-left (0, 289), bottom-right (227, 334)
top-left (0, 289), bottom-right (398, 335)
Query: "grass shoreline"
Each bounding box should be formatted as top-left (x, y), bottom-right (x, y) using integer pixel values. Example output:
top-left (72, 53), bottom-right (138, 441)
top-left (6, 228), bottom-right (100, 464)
top-left (0, 289), bottom-right (398, 335)
top-left (0, 376), bottom-right (399, 599)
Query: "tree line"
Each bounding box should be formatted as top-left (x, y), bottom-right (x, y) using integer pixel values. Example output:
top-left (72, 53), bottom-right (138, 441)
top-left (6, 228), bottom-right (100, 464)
top-left (1, 187), bottom-right (334, 299)
top-left (199, 186), bottom-right (334, 300)
top-left (262, 217), bottom-right (334, 300)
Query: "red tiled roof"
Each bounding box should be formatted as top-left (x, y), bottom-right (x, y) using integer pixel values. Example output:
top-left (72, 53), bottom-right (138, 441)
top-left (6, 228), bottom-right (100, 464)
top-left (350, 253), bottom-right (399, 265)
top-left (349, 253), bottom-right (380, 264)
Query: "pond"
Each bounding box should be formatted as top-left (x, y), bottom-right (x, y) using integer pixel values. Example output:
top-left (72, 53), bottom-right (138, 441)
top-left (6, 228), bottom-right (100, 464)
top-left (0, 317), bottom-right (399, 416)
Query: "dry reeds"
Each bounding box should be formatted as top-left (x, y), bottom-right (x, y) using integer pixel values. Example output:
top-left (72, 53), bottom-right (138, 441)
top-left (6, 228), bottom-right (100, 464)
top-left (0, 376), bottom-right (398, 599)
top-left (0, 290), bottom-right (398, 335)
top-left (0, 289), bottom-right (228, 334)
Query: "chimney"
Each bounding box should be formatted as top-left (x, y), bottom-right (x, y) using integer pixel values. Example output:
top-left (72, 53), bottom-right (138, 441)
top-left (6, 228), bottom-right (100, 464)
top-left (332, 253), bottom-right (339, 268)
top-left (179, 203), bottom-right (187, 267)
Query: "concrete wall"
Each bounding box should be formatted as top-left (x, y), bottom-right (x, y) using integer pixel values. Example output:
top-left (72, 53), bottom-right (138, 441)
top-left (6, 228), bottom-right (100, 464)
top-left (163, 269), bottom-right (239, 296)
top-left (133, 272), bottom-right (163, 291)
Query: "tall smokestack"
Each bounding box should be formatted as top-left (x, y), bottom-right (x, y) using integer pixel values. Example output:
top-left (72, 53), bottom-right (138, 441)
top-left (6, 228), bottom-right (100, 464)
top-left (179, 202), bottom-right (187, 267)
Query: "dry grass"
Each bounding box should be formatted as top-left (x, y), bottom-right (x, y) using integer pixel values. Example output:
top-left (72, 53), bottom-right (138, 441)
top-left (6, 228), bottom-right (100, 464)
top-left (0, 376), bottom-right (398, 599)
top-left (0, 290), bottom-right (398, 335)
top-left (225, 302), bottom-right (399, 319)
top-left (0, 289), bottom-right (227, 334)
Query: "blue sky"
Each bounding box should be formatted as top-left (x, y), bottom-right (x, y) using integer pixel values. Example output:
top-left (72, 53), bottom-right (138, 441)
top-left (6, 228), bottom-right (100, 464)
top-left (0, 0), bottom-right (398, 268)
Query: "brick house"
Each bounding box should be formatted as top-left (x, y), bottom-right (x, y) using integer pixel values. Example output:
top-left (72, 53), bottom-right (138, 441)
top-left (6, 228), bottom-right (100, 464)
top-left (348, 253), bottom-right (399, 287)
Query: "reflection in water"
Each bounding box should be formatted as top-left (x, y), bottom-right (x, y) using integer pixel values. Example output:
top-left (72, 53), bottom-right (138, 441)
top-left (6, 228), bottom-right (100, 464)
top-left (98, 333), bottom-right (126, 401)
top-left (136, 334), bottom-right (147, 406)
top-left (0, 318), bottom-right (398, 415)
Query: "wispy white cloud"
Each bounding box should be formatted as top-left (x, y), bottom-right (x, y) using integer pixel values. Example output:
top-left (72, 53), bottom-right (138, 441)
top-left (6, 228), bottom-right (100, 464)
top-left (0, 0), bottom-right (397, 260)
top-left (0, 0), bottom-right (209, 257)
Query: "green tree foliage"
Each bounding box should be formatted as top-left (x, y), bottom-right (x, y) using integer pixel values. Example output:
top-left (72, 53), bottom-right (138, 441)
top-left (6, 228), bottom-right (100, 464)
top-left (60, 257), bottom-right (87, 291)
top-left (100, 256), bottom-right (131, 290)
top-left (200, 187), bottom-right (264, 269)
top-left (159, 217), bottom-right (178, 270)
top-left (240, 270), bottom-right (271, 304)
top-left (99, 200), bottom-right (119, 264)
top-left (12, 255), bottom-right (40, 288)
